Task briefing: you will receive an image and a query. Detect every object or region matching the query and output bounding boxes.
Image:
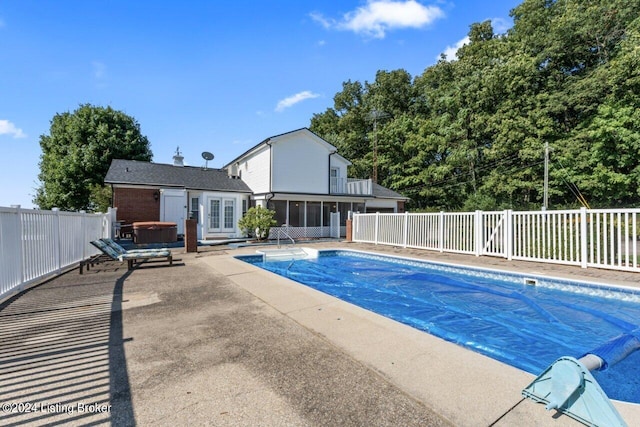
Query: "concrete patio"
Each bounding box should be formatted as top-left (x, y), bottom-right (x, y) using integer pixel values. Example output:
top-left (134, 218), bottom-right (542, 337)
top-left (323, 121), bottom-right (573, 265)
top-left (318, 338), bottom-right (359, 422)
top-left (1, 241), bottom-right (639, 426)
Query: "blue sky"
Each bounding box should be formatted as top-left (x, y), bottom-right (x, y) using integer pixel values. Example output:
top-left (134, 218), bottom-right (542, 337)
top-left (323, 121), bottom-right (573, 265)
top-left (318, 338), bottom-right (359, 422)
top-left (0, 0), bottom-right (521, 209)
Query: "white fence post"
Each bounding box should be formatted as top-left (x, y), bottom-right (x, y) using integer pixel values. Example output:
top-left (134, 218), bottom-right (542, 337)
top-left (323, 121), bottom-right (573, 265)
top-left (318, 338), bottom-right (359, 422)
top-left (438, 211), bottom-right (444, 253)
top-left (475, 210), bottom-right (482, 257)
top-left (505, 210), bottom-right (513, 260)
top-left (580, 207), bottom-right (588, 268)
top-left (374, 212), bottom-right (379, 245)
top-left (403, 211), bottom-right (408, 248)
top-left (15, 205), bottom-right (25, 290)
top-left (53, 208), bottom-right (62, 273)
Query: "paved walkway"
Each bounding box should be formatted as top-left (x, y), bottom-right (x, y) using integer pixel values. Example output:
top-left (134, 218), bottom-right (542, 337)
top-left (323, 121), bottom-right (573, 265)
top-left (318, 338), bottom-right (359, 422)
top-left (0, 241), bottom-right (638, 426)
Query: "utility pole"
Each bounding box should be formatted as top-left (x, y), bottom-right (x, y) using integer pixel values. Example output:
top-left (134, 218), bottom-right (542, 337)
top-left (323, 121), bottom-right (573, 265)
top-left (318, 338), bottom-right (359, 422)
top-left (372, 117), bottom-right (378, 184)
top-left (543, 140), bottom-right (549, 210)
top-left (369, 109), bottom-right (388, 184)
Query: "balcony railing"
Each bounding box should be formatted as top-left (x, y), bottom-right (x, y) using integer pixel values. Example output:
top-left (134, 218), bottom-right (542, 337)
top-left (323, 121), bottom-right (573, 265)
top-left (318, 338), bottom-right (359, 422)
top-left (330, 178), bottom-right (373, 196)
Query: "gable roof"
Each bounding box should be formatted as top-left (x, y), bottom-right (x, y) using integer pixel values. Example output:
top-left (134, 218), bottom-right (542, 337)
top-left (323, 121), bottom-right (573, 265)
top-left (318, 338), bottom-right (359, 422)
top-left (372, 183), bottom-right (409, 200)
top-left (105, 159), bottom-right (252, 193)
top-left (223, 128), bottom-right (351, 167)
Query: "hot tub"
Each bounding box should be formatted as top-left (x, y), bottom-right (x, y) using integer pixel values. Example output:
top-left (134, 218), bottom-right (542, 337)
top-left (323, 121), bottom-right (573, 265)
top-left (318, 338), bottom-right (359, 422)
top-left (132, 221), bottom-right (177, 244)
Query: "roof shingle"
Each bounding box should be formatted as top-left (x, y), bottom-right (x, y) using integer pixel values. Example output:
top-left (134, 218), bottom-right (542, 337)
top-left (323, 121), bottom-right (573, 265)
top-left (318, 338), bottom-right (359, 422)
top-left (105, 159), bottom-right (252, 193)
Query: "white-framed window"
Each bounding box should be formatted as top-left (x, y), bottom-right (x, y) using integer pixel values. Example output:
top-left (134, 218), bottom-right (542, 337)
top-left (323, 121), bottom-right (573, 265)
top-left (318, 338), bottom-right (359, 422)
top-left (190, 197), bottom-right (199, 223)
top-left (330, 168), bottom-right (340, 193)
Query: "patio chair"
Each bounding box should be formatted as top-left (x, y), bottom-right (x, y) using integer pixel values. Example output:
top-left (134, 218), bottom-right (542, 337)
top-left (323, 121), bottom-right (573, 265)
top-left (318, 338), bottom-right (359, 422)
top-left (89, 239), bottom-right (173, 270)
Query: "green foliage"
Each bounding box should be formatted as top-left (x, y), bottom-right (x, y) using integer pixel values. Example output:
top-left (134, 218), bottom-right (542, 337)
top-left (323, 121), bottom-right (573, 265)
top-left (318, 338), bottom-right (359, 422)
top-left (309, 0), bottom-right (640, 210)
top-left (238, 206), bottom-right (277, 240)
top-left (35, 104), bottom-right (152, 211)
top-left (88, 184), bottom-right (113, 213)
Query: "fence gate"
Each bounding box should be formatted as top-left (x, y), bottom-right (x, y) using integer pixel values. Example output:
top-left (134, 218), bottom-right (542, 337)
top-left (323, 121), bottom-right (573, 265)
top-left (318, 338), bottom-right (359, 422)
top-left (480, 211), bottom-right (508, 257)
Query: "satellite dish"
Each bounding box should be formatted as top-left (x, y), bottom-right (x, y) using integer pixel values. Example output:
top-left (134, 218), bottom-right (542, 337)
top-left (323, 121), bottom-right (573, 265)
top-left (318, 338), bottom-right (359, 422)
top-left (201, 151), bottom-right (214, 169)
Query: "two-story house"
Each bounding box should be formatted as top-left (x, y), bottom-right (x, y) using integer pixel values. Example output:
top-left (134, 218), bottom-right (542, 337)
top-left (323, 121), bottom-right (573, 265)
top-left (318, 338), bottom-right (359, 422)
top-left (223, 128), bottom-right (407, 239)
top-left (105, 128), bottom-right (407, 241)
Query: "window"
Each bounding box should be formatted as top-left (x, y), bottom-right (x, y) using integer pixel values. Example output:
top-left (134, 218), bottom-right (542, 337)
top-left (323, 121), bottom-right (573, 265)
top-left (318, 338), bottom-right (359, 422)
top-left (242, 199), bottom-right (247, 216)
top-left (330, 168), bottom-right (340, 193)
top-left (190, 197), bottom-right (199, 223)
top-left (224, 200), bottom-right (234, 229)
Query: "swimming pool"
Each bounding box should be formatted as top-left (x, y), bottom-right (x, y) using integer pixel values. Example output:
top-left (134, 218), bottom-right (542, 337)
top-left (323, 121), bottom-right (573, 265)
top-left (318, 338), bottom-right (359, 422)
top-left (236, 249), bottom-right (640, 403)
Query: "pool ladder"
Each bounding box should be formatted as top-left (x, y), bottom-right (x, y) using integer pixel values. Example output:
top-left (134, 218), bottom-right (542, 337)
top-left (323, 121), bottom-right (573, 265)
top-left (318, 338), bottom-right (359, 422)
top-left (277, 225), bottom-right (295, 248)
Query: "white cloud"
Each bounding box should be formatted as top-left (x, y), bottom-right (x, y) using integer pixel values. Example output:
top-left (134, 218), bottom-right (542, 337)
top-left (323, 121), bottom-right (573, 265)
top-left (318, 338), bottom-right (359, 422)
top-left (491, 17), bottom-right (511, 34)
top-left (436, 18), bottom-right (512, 62)
top-left (0, 120), bottom-right (26, 138)
top-left (309, 12), bottom-right (331, 29)
top-left (438, 36), bottom-right (469, 61)
top-left (312, 0), bottom-right (444, 39)
top-left (275, 91), bottom-right (320, 112)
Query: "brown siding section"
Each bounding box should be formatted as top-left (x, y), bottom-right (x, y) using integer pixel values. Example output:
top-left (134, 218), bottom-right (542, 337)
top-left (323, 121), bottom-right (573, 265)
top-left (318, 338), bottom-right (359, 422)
top-left (113, 187), bottom-right (160, 224)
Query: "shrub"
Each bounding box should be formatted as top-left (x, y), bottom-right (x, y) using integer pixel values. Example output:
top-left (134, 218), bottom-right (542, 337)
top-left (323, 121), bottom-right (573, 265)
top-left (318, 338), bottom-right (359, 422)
top-left (238, 206), bottom-right (277, 240)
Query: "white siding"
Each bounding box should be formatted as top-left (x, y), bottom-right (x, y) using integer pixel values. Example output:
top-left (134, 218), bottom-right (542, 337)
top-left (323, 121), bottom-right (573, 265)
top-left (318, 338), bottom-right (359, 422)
top-left (330, 155), bottom-right (349, 178)
top-left (271, 133), bottom-right (330, 193)
top-left (236, 146), bottom-right (271, 194)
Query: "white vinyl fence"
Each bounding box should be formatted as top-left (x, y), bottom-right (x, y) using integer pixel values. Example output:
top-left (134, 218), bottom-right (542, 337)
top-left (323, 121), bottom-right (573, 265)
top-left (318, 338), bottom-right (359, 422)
top-left (0, 206), bottom-right (112, 300)
top-left (352, 208), bottom-right (640, 273)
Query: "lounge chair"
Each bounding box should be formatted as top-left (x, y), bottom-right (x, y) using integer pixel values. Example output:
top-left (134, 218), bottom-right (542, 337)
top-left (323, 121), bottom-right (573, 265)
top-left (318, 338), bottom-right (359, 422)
top-left (100, 237), bottom-right (168, 256)
top-left (89, 239), bottom-right (173, 270)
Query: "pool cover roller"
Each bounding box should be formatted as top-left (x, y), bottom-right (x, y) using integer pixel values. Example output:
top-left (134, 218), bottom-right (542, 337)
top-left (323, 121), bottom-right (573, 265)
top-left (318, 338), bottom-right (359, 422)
top-left (522, 329), bottom-right (640, 427)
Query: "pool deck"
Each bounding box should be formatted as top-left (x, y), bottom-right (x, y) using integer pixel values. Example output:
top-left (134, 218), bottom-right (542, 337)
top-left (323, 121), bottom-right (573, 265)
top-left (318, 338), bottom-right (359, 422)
top-left (1, 240), bottom-right (639, 426)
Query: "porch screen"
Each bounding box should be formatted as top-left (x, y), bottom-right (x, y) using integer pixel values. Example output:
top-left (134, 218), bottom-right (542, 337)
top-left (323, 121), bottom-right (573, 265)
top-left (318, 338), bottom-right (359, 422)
top-left (323, 202), bottom-right (337, 227)
top-left (289, 201), bottom-right (304, 227)
top-left (306, 202), bottom-right (321, 227)
top-left (338, 202), bottom-right (352, 226)
top-left (270, 200), bottom-right (287, 226)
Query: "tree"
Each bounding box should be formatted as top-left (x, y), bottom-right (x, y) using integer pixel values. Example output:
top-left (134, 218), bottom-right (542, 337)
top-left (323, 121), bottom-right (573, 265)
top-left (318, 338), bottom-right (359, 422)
top-left (310, 0), bottom-right (640, 210)
top-left (238, 206), bottom-right (277, 240)
top-left (35, 104), bottom-right (152, 211)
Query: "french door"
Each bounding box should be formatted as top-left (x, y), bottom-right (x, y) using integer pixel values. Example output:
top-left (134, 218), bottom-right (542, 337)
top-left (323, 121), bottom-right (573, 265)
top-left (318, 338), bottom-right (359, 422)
top-left (208, 197), bottom-right (235, 233)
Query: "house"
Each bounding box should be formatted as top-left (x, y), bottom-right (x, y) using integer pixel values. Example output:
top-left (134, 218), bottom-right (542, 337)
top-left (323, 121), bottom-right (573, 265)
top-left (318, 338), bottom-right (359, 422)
top-left (105, 128), bottom-right (407, 240)
top-left (104, 152), bottom-right (252, 240)
top-left (222, 128), bottom-right (408, 238)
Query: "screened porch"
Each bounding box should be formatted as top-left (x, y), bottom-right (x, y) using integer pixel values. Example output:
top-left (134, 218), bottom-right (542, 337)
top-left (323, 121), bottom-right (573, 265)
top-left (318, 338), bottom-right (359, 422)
top-left (266, 199), bottom-right (365, 239)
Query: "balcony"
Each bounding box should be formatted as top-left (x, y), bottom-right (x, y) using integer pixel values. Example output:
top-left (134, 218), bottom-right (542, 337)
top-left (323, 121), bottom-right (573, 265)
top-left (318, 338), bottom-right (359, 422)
top-left (330, 178), bottom-right (373, 196)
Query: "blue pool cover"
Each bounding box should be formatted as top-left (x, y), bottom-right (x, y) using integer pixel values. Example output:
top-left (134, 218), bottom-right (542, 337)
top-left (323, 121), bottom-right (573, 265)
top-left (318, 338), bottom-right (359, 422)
top-left (237, 250), bottom-right (640, 403)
